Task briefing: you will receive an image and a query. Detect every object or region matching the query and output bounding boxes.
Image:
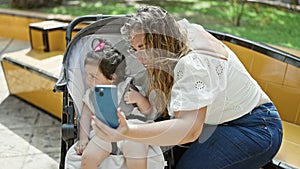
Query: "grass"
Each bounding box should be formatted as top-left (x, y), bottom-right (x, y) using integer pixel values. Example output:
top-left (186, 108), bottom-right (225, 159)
top-left (1, 0), bottom-right (299, 50)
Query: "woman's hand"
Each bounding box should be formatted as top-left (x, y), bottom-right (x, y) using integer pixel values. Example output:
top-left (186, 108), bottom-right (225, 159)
top-left (91, 108), bottom-right (129, 142)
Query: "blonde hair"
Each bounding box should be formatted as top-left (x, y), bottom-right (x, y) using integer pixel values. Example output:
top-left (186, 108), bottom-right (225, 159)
top-left (121, 6), bottom-right (190, 117)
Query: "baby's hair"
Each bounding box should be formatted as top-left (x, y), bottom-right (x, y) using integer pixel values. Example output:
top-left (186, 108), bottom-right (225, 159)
top-left (84, 38), bottom-right (126, 84)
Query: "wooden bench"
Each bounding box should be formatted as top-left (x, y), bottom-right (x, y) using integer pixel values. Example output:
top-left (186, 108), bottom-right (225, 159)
top-left (1, 46), bottom-right (64, 119)
top-left (211, 32), bottom-right (300, 169)
top-left (271, 121), bottom-right (300, 169)
top-left (0, 19), bottom-right (68, 119)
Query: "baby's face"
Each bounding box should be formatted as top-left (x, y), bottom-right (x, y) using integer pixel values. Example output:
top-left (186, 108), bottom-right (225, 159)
top-left (85, 64), bottom-right (113, 88)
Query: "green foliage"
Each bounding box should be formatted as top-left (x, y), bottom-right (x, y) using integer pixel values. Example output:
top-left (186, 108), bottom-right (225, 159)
top-left (0, 4), bottom-right (9, 8)
top-left (40, 2), bottom-right (137, 15)
top-left (201, 2), bottom-right (300, 50)
top-left (1, 0), bottom-right (299, 50)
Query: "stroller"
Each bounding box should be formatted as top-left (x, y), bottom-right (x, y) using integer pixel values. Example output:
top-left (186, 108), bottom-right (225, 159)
top-left (55, 15), bottom-right (177, 169)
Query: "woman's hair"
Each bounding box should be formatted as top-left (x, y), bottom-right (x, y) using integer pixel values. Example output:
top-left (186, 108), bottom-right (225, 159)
top-left (84, 38), bottom-right (126, 85)
top-left (121, 6), bottom-right (190, 116)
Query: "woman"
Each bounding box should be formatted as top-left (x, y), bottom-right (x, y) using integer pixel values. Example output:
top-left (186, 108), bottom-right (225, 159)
top-left (92, 6), bottom-right (282, 169)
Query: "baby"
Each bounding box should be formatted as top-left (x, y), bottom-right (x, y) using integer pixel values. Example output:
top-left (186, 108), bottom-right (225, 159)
top-left (75, 38), bottom-right (153, 169)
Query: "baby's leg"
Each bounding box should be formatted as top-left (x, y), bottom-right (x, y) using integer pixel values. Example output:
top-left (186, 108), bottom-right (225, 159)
top-left (122, 140), bottom-right (149, 169)
top-left (81, 137), bottom-right (112, 169)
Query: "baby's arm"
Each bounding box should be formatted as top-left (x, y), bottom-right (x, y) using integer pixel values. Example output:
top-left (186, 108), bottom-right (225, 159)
top-left (124, 88), bottom-right (152, 115)
top-left (75, 103), bottom-right (92, 155)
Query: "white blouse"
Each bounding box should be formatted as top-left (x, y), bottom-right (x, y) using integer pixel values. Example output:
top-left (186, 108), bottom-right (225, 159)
top-left (168, 19), bottom-right (269, 124)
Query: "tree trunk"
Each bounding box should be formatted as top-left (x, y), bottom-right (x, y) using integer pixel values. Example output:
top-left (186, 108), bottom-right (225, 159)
top-left (236, 0), bottom-right (246, 26)
top-left (230, 0), bottom-right (247, 27)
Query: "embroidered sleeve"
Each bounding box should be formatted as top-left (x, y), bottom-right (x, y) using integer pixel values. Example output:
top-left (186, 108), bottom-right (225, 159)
top-left (169, 52), bottom-right (227, 115)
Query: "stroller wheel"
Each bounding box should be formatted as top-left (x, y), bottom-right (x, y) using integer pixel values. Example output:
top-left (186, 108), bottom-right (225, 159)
top-left (61, 123), bottom-right (76, 141)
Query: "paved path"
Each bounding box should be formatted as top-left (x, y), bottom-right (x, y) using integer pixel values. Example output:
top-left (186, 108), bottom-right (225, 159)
top-left (0, 38), bottom-right (61, 169)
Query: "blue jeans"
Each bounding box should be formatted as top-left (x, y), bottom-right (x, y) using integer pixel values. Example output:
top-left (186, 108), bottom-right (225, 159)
top-left (176, 102), bottom-right (283, 169)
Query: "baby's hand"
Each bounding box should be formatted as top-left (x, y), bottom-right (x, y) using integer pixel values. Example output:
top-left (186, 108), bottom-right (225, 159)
top-left (124, 88), bottom-right (141, 104)
top-left (75, 139), bottom-right (89, 155)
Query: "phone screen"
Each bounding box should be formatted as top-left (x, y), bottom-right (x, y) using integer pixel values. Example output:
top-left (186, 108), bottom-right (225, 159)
top-left (94, 85), bottom-right (119, 128)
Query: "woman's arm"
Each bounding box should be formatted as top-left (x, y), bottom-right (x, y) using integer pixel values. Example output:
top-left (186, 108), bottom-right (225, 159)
top-left (92, 107), bottom-right (206, 146)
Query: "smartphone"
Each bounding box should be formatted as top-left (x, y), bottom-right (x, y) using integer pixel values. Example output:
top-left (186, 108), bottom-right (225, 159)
top-left (94, 85), bottom-right (119, 129)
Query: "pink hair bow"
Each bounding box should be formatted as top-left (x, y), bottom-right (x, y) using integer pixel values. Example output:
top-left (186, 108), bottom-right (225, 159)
top-left (94, 42), bottom-right (105, 51)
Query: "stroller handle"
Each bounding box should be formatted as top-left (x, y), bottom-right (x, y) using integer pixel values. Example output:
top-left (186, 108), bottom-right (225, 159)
top-left (65, 14), bottom-right (130, 46)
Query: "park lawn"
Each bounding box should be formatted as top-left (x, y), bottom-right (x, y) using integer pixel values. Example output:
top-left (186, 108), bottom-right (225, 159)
top-left (1, 0), bottom-right (299, 50)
